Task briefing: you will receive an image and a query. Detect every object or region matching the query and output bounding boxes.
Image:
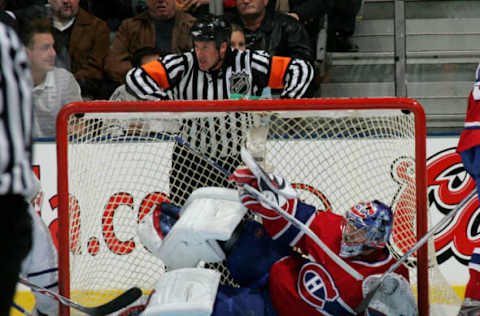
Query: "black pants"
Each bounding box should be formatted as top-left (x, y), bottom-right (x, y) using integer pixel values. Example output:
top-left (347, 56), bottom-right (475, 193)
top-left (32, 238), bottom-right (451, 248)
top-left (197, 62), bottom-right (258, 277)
top-left (169, 143), bottom-right (242, 206)
top-left (327, 0), bottom-right (363, 37)
top-left (0, 194), bottom-right (32, 315)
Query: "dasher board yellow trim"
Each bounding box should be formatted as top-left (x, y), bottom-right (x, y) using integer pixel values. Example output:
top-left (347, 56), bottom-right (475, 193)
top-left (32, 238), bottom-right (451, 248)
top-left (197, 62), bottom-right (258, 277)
top-left (12, 286), bottom-right (467, 315)
top-left (12, 289), bottom-right (151, 315)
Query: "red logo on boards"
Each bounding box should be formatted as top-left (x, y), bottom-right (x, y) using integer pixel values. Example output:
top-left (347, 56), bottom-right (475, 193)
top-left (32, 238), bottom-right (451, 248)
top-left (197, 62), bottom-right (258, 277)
top-left (427, 148), bottom-right (480, 265)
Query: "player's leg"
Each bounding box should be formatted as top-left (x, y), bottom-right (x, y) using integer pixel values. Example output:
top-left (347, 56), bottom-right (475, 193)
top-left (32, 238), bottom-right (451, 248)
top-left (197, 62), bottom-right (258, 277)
top-left (460, 146), bottom-right (480, 200)
top-left (0, 194), bottom-right (32, 315)
top-left (458, 247), bottom-right (480, 315)
top-left (21, 206), bottom-right (59, 315)
top-left (213, 284), bottom-right (277, 316)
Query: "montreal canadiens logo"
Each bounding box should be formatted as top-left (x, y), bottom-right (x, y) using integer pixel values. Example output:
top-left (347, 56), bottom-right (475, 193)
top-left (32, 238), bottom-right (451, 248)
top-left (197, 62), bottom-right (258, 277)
top-left (297, 262), bottom-right (339, 309)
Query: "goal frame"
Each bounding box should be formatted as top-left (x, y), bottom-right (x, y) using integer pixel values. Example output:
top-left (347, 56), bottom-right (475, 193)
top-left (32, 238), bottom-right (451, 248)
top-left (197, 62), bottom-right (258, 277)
top-left (56, 98), bottom-right (428, 315)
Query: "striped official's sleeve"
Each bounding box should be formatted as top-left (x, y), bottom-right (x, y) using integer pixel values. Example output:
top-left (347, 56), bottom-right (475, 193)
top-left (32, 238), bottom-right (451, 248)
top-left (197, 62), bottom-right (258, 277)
top-left (251, 50), bottom-right (314, 99)
top-left (126, 53), bottom-right (187, 100)
top-left (250, 50), bottom-right (271, 91)
top-left (280, 58), bottom-right (314, 99)
top-left (0, 23), bottom-right (36, 196)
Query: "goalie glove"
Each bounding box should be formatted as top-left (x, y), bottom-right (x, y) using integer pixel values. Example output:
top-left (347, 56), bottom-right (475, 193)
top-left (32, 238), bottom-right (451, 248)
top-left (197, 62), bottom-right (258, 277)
top-left (153, 187), bottom-right (247, 270)
top-left (362, 273), bottom-right (418, 316)
top-left (229, 167), bottom-right (297, 220)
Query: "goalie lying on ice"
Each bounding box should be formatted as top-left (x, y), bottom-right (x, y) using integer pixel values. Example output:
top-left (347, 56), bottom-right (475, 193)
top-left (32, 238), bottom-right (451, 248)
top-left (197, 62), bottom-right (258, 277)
top-left (133, 180), bottom-right (417, 315)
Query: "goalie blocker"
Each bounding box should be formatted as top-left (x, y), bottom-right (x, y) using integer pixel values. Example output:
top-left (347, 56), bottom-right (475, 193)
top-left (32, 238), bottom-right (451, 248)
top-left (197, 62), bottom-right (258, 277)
top-left (136, 178), bottom-right (418, 315)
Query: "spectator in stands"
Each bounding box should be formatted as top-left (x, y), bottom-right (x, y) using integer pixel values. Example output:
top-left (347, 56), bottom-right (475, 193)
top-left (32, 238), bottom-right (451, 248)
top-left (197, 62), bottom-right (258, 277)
top-left (227, 0), bottom-right (316, 96)
top-left (104, 0), bottom-right (196, 84)
top-left (230, 23), bottom-right (246, 51)
top-left (22, 19), bottom-right (82, 138)
top-left (47, 0), bottom-right (111, 99)
top-left (230, 23), bottom-right (272, 99)
top-left (266, 0), bottom-right (361, 53)
top-left (14, 0), bottom-right (112, 99)
top-left (282, 0), bottom-right (325, 54)
top-left (324, 0), bottom-right (362, 52)
top-left (79, 0), bottom-right (134, 31)
top-left (226, 0), bottom-right (314, 63)
top-left (5, 0), bottom-right (45, 11)
top-left (132, 0), bottom-right (148, 15)
top-left (109, 46), bottom-right (166, 101)
top-left (175, 0), bottom-right (239, 18)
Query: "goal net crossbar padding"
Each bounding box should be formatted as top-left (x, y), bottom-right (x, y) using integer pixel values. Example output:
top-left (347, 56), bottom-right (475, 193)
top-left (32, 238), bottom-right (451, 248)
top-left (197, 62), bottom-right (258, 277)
top-left (56, 98), bottom-right (431, 315)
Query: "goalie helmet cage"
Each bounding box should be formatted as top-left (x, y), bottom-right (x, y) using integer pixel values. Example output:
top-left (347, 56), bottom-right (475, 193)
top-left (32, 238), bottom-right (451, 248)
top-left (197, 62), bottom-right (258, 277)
top-left (57, 98), bottom-right (430, 316)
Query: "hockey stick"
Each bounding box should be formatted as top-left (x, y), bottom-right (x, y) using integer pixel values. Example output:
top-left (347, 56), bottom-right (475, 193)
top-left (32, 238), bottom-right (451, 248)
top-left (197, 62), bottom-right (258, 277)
top-left (174, 136), bottom-right (363, 281)
top-left (12, 302), bottom-right (32, 316)
top-left (174, 136), bottom-right (232, 176)
top-left (19, 276), bottom-right (142, 316)
top-left (355, 189), bottom-right (478, 314)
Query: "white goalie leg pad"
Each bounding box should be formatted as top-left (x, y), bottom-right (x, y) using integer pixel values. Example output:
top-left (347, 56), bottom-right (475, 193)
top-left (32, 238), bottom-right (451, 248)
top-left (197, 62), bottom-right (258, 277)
top-left (157, 187), bottom-right (247, 269)
top-left (143, 268), bottom-right (220, 316)
top-left (362, 273), bottom-right (418, 316)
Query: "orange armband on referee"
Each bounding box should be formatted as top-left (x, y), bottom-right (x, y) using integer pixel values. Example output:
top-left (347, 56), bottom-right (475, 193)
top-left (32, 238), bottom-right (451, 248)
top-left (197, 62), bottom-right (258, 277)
top-left (268, 56), bottom-right (291, 89)
top-left (141, 60), bottom-right (170, 89)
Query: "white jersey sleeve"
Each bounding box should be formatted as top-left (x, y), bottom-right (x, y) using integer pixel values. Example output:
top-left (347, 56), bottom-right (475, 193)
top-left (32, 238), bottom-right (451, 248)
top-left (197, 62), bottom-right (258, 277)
top-left (21, 205), bottom-right (58, 316)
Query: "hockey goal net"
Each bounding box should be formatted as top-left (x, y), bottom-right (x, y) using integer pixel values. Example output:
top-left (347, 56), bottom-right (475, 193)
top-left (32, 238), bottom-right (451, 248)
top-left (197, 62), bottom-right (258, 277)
top-left (56, 98), bottom-right (446, 315)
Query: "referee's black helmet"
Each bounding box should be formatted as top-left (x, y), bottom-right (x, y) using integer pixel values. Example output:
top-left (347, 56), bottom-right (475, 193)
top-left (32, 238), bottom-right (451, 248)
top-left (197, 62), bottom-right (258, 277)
top-left (190, 15), bottom-right (232, 48)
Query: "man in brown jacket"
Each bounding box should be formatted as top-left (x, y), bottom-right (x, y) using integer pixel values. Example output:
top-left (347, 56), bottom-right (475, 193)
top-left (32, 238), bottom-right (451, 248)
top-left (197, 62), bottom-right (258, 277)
top-left (48, 0), bottom-right (111, 98)
top-left (105, 0), bottom-right (195, 84)
top-left (15, 1), bottom-right (111, 98)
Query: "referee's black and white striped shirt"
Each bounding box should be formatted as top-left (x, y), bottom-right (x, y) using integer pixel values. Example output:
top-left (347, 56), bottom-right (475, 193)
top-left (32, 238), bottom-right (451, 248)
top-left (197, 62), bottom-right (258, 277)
top-left (0, 23), bottom-right (36, 196)
top-left (126, 48), bottom-right (314, 157)
top-left (126, 48), bottom-right (314, 100)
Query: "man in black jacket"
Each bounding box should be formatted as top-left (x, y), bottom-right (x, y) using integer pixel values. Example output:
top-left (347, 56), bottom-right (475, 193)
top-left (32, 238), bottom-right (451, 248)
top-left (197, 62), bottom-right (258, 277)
top-left (285, 0), bottom-right (362, 53)
top-left (226, 0), bottom-right (314, 64)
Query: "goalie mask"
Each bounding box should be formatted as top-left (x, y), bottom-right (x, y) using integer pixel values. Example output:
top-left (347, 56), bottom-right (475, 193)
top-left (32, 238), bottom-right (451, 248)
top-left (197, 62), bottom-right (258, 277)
top-left (340, 200), bottom-right (393, 258)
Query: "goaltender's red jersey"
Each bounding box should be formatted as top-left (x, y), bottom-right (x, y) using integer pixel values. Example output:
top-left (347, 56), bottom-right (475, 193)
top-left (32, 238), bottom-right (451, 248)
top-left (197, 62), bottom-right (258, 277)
top-left (262, 203), bottom-right (409, 316)
top-left (457, 90), bottom-right (480, 153)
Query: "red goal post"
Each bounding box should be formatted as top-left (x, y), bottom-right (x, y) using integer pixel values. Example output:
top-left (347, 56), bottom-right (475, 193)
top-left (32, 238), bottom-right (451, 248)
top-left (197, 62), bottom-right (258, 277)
top-left (56, 98), bottom-right (429, 315)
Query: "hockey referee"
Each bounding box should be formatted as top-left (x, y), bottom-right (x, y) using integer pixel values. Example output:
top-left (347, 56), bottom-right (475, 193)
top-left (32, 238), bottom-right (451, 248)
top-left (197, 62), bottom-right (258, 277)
top-left (0, 22), bottom-right (36, 315)
top-left (126, 14), bottom-right (314, 100)
top-left (126, 14), bottom-right (314, 205)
